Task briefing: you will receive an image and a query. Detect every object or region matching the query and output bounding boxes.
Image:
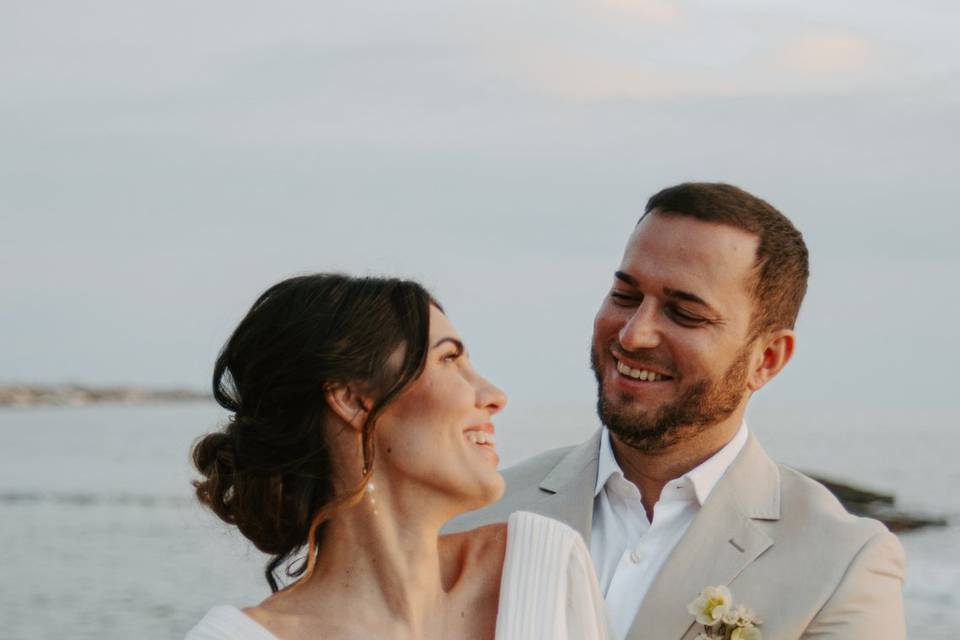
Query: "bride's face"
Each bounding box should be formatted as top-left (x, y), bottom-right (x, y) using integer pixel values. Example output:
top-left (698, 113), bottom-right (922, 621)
top-left (373, 306), bottom-right (508, 513)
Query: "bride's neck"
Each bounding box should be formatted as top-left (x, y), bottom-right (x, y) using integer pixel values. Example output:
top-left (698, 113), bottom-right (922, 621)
top-left (301, 483), bottom-right (456, 633)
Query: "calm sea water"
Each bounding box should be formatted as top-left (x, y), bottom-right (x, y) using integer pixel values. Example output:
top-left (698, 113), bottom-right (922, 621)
top-left (0, 403), bottom-right (956, 639)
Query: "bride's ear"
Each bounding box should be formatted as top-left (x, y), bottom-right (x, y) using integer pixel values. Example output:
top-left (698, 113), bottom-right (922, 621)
top-left (324, 383), bottom-right (371, 431)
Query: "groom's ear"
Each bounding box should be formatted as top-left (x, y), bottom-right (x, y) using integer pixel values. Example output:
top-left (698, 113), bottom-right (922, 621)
top-left (747, 329), bottom-right (795, 392)
top-left (324, 382), bottom-right (372, 431)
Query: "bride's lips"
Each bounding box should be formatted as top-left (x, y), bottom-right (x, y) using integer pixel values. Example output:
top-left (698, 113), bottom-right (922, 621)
top-left (463, 424), bottom-right (498, 462)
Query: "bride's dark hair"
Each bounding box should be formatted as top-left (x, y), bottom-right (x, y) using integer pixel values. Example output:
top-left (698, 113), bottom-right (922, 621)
top-left (192, 273), bottom-right (435, 592)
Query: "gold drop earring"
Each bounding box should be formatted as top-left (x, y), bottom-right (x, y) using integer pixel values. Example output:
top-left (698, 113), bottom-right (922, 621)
top-left (367, 480), bottom-right (378, 514)
top-left (363, 465), bottom-right (378, 515)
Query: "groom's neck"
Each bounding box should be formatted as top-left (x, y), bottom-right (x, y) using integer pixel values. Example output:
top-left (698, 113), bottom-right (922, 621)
top-left (611, 414), bottom-right (743, 522)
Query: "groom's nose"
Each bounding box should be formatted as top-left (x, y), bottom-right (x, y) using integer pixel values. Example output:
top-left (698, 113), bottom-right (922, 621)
top-left (618, 300), bottom-right (662, 352)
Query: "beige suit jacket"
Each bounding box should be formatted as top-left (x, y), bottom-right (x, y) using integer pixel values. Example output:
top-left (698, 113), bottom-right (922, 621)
top-left (448, 430), bottom-right (906, 639)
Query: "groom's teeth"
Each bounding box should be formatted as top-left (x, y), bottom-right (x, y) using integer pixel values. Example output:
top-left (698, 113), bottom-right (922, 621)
top-left (616, 360), bottom-right (664, 382)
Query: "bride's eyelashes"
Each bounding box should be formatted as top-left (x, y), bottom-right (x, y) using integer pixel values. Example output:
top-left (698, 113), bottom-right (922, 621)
top-left (435, 339), bottom-right (465, 363)
top-left (442, 347), bottom-right (464, 363)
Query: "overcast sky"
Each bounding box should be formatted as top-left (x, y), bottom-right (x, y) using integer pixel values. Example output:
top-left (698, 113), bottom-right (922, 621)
top-left (3, 0), bottom-right (958, 423)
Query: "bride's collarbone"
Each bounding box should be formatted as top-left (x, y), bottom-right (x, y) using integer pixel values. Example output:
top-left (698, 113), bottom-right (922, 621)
top-left (244, 524), bottom-right (508, 640)
top-left (247, 599), bottom-right (497, 640)
top-left (437, 522), bottom-right (508, 630)
top-left (439, 521), bottom-right (508, 593)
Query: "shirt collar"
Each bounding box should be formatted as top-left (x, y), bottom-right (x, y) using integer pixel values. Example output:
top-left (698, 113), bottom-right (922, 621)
top-left (594, 421), bottom-right (749, 506)
top-left (595, 426), bottom-right (624, 496)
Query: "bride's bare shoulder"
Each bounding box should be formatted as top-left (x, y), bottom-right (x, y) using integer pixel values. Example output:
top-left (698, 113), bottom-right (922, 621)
top-left (439, 521), bottom-right (509, 588)
top-left (443, 520), bottom-right (508, 555)
top-left (240, 590), bottom-right (330, 640)
top-left (240, 603), bottom-right (277, 628)
top-left (241, 596), bottom-right (301, 638)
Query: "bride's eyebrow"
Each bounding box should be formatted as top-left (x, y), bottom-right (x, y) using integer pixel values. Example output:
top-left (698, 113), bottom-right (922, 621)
top-left (431, 337), bottom-right (464, 352)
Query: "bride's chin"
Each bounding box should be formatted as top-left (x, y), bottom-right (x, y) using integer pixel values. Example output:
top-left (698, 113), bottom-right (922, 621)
top-left (451, 472), bottom-right (505, 515)
top-left (486, 474), bottom-right (506, 503)
top-left (474, 472), bottom-right (506, 509)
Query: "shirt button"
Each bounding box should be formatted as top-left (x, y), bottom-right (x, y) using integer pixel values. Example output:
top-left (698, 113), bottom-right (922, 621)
top-left (630, 550), bottom-right (643, 563)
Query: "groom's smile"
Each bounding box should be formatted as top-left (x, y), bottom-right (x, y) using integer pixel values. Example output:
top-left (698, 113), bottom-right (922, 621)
top-left (590, 210), bottom-right (761, 451)
top-left (614, 360), bottom-right (669, 382)
top-left (611, 347), bottom-right (677, 385)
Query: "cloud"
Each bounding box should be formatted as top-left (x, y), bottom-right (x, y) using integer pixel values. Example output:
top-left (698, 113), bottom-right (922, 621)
top-left (525, 55), bottom-right (664, 100)
top-left (776, 30), bottom-right (871, 73)
top-left (596, 0), bottom-right (682, 23)
top-left (520, 54), bottom-right (739, 100)
top-left (506, 26), bottom-right (878, 102)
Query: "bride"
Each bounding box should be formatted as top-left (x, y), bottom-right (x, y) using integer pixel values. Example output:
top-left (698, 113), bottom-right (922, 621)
top-left (186, 274), bottom-right (610, 640)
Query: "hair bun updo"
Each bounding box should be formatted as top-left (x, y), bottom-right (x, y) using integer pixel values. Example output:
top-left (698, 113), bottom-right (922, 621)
top-left (191, 273), bottom-right (436, 591)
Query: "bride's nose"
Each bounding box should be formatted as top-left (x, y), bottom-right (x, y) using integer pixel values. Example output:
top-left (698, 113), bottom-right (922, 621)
top-left (476, 376), bottom-right (507, 415)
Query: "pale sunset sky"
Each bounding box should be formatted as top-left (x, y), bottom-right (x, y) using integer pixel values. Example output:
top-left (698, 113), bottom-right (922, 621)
top-left (2, 0), bottom-right (958, 424)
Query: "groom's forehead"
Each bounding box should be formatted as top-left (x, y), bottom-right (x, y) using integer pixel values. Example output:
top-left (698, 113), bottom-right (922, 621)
top-left (620, 214), bottom-right (759, 302)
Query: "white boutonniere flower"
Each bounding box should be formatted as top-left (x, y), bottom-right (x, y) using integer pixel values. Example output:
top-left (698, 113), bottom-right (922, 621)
top-left (687, 586), bottom-right (762, 639)
top-left (687, 585), bottom-right (733, 626)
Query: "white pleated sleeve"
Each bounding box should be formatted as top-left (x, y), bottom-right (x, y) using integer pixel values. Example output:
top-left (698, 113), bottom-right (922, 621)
top-left (495, 511), bottom-right (613, 640)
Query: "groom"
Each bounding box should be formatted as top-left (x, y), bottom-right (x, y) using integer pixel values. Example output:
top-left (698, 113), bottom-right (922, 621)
top-left (450, 183), bottom-right (905, 639)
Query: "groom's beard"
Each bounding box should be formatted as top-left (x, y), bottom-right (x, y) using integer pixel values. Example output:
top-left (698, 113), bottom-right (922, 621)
top-left (590, 344), bottom-right (749, 453)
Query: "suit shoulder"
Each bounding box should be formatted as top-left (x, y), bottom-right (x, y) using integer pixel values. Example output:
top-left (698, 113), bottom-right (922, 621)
top-left (777, 464), bottom-right (890, 541)
top-left (500, 444), bottom-right (577, 487)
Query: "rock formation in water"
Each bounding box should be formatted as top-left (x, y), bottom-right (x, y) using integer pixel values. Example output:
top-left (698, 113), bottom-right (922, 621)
top-left (0, 384), bottom-right (210, 408)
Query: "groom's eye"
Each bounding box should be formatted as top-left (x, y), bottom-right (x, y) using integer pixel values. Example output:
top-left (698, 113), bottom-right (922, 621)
top-left (610, 290), bottom-right (641, 306)
top-left (667, 305), bottom-right (707, 326)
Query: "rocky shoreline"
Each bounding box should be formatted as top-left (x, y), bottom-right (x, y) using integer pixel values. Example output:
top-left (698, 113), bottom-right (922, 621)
top-left (807, 474), bottom-right (948, 533)
top-left (0, 384), bottom-right (210, 408)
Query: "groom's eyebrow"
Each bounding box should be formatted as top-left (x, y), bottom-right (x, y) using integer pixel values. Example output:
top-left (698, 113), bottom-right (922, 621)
top-left (615, 270), bottom-right (715, 310)
top-left (663, 287), bottom-right (712, 309)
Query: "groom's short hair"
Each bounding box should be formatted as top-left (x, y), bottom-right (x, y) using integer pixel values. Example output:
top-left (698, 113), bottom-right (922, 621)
top-left (641, 182), bottom-right (809, 335)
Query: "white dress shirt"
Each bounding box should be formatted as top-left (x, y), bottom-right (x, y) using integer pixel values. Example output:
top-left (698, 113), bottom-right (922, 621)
top-left (589, 422), bottom-right (749, 639)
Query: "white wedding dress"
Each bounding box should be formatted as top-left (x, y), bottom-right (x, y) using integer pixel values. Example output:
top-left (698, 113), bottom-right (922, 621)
top-left (494, 510), bottom-right (612, 639)
top-left (186, 511), bottom-right (612, 640)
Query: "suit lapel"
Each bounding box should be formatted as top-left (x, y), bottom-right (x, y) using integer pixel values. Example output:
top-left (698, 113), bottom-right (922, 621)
top-left (626, 435), bottom-right (781, 640)
top-left (525, 429), bottom-right (603, 543)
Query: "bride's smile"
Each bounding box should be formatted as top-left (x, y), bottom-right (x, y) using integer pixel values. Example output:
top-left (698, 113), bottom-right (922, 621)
top-left (373, 305), bottom-right (507, 515)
